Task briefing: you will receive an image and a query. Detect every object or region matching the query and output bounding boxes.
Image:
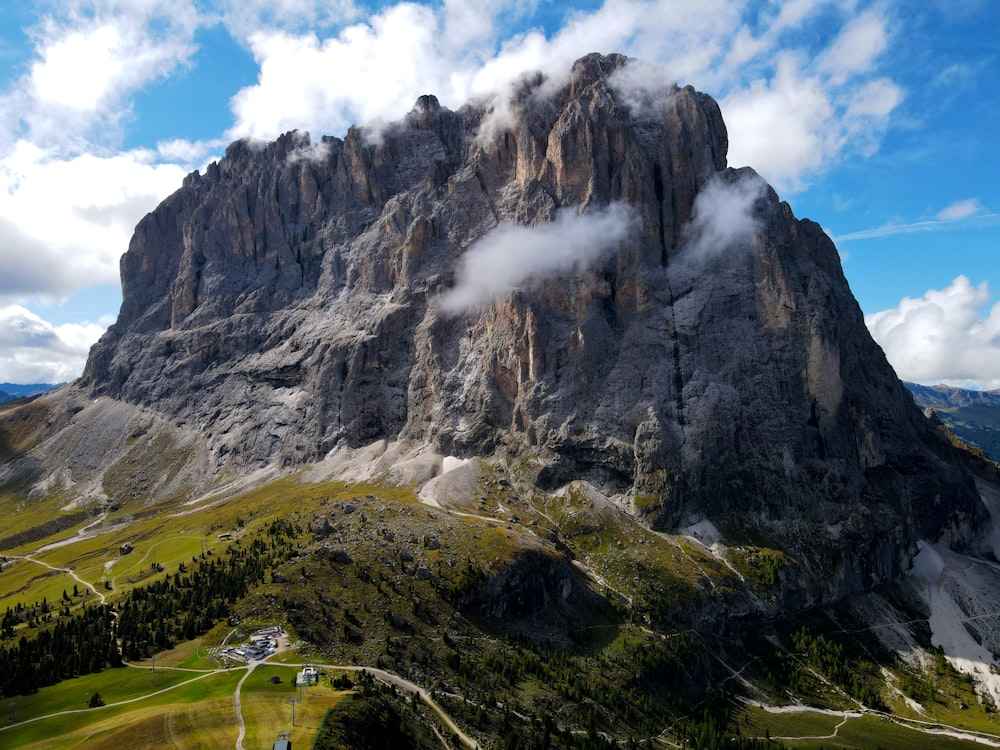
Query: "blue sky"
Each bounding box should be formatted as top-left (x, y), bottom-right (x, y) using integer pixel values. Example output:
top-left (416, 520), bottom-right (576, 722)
top-left (0, 0), bottom-right (997, 388)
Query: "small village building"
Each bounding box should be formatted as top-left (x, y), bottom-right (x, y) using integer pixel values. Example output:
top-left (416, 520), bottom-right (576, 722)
top-left (295, 665), bottom-right (319, 686)
top-left (119, 543), bottom-right (133, 555)
top-left (218, 532), bottom-right (232, 540)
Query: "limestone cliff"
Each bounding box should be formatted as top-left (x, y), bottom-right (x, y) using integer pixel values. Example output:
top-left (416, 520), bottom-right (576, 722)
top-left (50, 53), bottom-right (982, 600)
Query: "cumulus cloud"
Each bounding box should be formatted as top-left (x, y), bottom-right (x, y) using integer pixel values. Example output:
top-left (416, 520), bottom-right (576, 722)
top-left (0, 142), bottom-right (188, 301)
top-left (680, 172), bottom-right (767, 261)
top-left (0, 305), bottom-right (107, 383)
top-left (2, 0), bottom-right (200, 152)
top-left (440, 203), bottom-right (633, 315)
top-left (224, 0), bottom-right (900, 194)
top-left (229, 4), bottom-right (447, 139)
top-left (0, 3), bottom-right (208, 312)
top-left (721, 56), bottom-right (835, 189)
top-left (865, 276), bottom-right (1000, 390)
top-left (816, 11), bottom-right (888, 84)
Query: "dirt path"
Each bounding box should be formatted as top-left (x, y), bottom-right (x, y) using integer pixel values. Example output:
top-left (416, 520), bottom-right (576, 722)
top-left (747, 701), bottom-right (1000, 747)
top-left (279, 660), bottom-right (478, 748)
top-left (233, 664), bottom-right (253, 750)
top-left (10, 554), bottom-right (107, 606)
top-left (32, 511), bottom-right (114, 553)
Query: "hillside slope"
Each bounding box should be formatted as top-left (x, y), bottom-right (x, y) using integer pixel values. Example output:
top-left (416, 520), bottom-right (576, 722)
top-left (906, 383), bottom-right (1000, 462)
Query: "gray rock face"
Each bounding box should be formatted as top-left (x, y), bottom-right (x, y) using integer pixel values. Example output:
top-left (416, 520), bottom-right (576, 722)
top-left (77, 53), bottom-right (981, 597)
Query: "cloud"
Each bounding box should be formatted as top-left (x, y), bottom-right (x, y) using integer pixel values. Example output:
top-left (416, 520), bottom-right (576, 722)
top-left (155, 137), bottom-right (227, 164)
top-left (865, 276), bottom-right (1000, 390)
top-left (607, 58), bottom-right (678, 117)
top-left (680, 171), bottom-right (768, 261)
top-left (936, 198), bottom-right (985, 222)
top-left (1, 1), bottom-right (200, 152)
top-left (0, 305), bottom-right (107, 383)
top-left (721, 56), bottom-right (835, 189)
top-left (0, 142), bottom-right (188, 301)
top-left (0, 4), bottom-right (206, 308)
top-left (0, 0), bottom-right (916, 323)
top-left (440, 203), bottom-right (634, 315)
top-left (218, 0), bottom-right (360, 40)
top-left (224, 1), bottom-right (901, 195)
top-left (816, 11), bottom-right (888, 84)
top-left (834, 201), bottom-right (996, 242)
top-left (229, 4), bottom-right (448, 139)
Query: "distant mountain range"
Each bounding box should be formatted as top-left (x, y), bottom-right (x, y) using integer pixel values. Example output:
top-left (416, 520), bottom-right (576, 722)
top-left (905, 382), bottom-right (1000, 462)
top-left (0, 383), bottom-right (61, 404)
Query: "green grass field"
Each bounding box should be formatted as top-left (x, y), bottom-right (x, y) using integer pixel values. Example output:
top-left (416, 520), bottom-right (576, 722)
top-left (0, 664), bottom-right (350, 750)
top-left (0, 668), bottom-right (244, 748)
top-left (737, 704), bottom-right (994, 749)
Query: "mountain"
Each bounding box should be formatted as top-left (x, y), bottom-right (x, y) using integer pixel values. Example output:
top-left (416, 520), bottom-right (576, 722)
top-left (5, 52), bottom-right (983, 615)
top-left (906, 382), bottom-right (1000, 462)
top-left (3, 54), bottom-right (1000, 747)
top-left (0, 383), bottom-right (61, 403)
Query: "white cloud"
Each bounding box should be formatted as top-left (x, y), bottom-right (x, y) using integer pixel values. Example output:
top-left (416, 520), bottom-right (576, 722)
top-left (221, 0), bottom-right (903, 196)
top-left (936, 198), bottom-right (985, 222)
top-left (0, 305), bottom-right (107, 383)
top-left (834, 201), bottom-right (997, 242)
top-left (865, 276), bottom-right (1000, 390)
top-left (440, 203), bottom-right (634, 315)
top-left (816, 11), bottom-right (888, 84)
top-left (218, 0), bottom-right (360, 40)
top-left (680, 171), bottom-right (767, 261)
top-left (3, 1), bottom-right (200, 151)
top-left (230, 4), bottom-right (451, 139)
top-left (721, 56), bottom-right (835, 189)
top-left (156, 137), bottom-right (227, 164)
top-left (607, 58), bottom-right (678, 117)
top-left (0, 142), bottom-right (188, 301)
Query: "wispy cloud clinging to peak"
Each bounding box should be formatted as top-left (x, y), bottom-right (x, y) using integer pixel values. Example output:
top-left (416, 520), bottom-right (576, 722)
top-left (680, 171), bottom-right (768, 262)
top-left (440, 203), bottom-right (634, 315)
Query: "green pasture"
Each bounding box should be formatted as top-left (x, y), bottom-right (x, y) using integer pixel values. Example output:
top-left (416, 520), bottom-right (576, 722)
top-left (0, 559), bottom-right (84, 614)
top-left (0, 475), bottom-right (352, 611)
top-left (126, 621), bottom-right (239, 670)
top-left (0, 669), bottom-right (244, 749)
top-left (240, 664), bottom-right (348, 749)
top-left (737, 704), bottom-right (995, 749)
top-left (0, 492), bottom-right (85, 551)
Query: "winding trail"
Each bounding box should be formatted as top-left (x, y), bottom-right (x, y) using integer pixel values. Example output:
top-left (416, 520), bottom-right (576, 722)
top-left (9, 554), bottom-right (107, 606)
top-left (291, 661), bottom-right (479, 748)
top-left (745, 700), bottom-right (1000, 747)
top-left (3, 541), bottom-right (480, 750)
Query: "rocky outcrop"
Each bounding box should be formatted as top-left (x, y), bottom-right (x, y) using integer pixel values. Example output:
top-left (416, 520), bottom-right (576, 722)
top-left (60, 52), bottom-right (981, 601)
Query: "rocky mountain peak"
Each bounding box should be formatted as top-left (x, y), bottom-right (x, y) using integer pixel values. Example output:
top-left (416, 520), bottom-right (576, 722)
top-left (36, 52), bottom-right (982, 606)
